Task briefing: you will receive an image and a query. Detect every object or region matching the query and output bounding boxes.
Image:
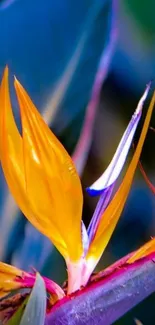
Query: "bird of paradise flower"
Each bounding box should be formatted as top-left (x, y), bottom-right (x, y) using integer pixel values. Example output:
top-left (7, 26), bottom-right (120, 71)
top-left (0, 67), bottom-right (155, 324)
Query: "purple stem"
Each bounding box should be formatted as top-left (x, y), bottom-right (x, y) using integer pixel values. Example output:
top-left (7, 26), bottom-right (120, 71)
top-left (45, 253), bottom-right (155, 325)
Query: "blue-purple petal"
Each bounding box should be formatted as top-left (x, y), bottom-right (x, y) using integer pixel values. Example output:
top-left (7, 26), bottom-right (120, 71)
top-left (87, 82), bottom-right (151, 196)
top-left (87, 184), bottom-right (114, 244)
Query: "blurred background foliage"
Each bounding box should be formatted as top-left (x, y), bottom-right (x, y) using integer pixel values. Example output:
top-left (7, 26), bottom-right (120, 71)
top-left (0, 0), bottom-right (155, 324)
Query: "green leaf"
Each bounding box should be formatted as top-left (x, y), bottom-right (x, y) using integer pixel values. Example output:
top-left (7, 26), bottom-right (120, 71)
top-left (6, 297), bottom-right (29, 325)
top-left (19, 273), bottom-right (46, 325)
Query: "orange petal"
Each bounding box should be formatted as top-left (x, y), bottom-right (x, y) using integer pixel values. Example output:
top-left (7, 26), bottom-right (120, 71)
top-left (0, 67), bottom-right (34, 221)
top-left (134, 319), bottom-right (143, 325)
top-left (127, 237), bottom-right (155, 264)
top-left (0, 262), bottom-right (22, 298)
top-left (0, 68), bottom-right (83, 261)
top-left (86, 92), bottom-right (155, 274)
top-left (0, 262), bottom-right (64, 301)
top-left (10, 76), bottom-right (83, 261)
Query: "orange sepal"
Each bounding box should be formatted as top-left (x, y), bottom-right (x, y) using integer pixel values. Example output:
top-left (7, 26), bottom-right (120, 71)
top-left (0, 68), bottom-right (83, 262)
top-left (127, 237), bottom-right (155, 264)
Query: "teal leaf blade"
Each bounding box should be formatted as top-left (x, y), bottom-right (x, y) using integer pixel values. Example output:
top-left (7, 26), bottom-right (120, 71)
top-left (19, 273), bottom-right (46, 325)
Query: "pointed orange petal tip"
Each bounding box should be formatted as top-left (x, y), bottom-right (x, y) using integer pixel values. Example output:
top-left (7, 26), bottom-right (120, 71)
top-left (2, 65), bottom-right (9, 78)
top-left (127, 238), bottom-right (155, 264)
top-left (134, 319), bottom-right (143, 325)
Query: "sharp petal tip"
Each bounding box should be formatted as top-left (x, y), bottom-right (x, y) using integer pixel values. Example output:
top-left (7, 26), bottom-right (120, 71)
top-left (14, 76), bottom-right (20, 87)
top-left (146, 80), bottom-right (152, 89)
top-left (4, 65), bottom-right (9, 73)
top-left (135, 83), bottom-right (152, 115)
top-left (2, 66), bottom-right (9, 80)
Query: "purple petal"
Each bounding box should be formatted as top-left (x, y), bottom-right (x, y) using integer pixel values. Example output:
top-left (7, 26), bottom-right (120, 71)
top-left (45, 253), bottom-right (155, 325)
top-left (87, 184), bottom-right (114, 244)
top-left (87, 82), bottom-right (151, 196)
